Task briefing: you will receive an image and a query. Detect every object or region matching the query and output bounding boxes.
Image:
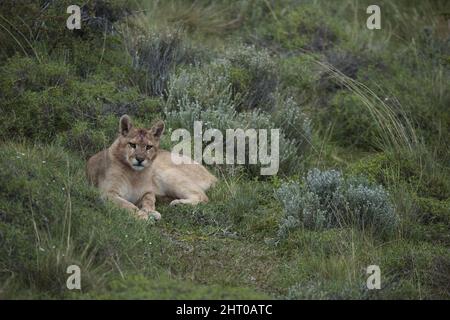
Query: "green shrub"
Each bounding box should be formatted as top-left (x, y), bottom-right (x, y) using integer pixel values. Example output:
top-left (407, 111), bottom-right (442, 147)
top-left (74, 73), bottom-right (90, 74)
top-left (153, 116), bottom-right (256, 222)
top-left (58, 117), bottom-right (116, 159)
top-left (278, 54), bottom-right (320, 99)
top-left (0, 56), bottom-right (158, 142)
top-left (0, 0), bottom-right (136, 62)
top-left (226, 45), bottom-right (278, 111)
top-left (357, 55), bottom-right (450, 154)
top-left (324, 91), bottom-right (380, 149)
top-left (415, 197), bottom-right (450, 225)
top-left (350, 151), bottom-right (450, 200)
top-left (403, 197), bottom-right (450, 245)
top-left (254, 3), bottom-right (344, 53)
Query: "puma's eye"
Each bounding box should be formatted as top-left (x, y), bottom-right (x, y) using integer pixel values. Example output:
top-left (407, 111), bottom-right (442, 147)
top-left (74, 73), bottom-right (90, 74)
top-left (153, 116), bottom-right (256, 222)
top-left (146, 145), bottom-right (153, 151)
top-left (129, 143), bottom-right (136, 149)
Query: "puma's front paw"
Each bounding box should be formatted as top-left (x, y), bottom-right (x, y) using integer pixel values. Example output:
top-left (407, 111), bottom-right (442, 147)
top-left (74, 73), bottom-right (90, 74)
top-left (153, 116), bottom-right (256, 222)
top-left (136, 209), bottom-right (150, 220)
top-left (138, 209), bottom-right (161, 221)
top-left (149, 210), bottom-right (161, 220)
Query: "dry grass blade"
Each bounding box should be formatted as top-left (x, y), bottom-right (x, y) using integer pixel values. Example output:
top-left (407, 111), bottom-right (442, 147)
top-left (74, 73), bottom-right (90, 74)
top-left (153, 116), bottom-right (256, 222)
top-left (0, 14), bottom-right (41, 63)
top-left (312, 55), bottom-right (418, 152)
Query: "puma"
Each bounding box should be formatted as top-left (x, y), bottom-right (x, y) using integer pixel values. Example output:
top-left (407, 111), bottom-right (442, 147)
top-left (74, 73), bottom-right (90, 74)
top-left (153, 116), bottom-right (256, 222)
top-left (86, 115), bottom-right (217, 221)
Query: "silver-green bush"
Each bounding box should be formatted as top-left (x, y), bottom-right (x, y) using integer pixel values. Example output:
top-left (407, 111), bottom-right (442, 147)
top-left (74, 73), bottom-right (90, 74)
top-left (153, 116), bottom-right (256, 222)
top-left (276, 169), bottom-right (399, 239)
top-left (164, 58), bottom-right (311, 176)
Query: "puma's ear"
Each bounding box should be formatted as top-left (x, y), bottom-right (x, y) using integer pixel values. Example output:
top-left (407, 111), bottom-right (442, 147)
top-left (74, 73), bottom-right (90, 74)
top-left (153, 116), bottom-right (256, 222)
top-left (119, 115), bottom-right (132, 136)
top-left (150, 120), bottom-right (165, 139)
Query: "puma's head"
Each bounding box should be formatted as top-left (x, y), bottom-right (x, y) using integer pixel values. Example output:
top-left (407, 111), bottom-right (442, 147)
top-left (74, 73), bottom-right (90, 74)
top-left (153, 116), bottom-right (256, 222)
top-left (114, 115), bottom-right (165, 171)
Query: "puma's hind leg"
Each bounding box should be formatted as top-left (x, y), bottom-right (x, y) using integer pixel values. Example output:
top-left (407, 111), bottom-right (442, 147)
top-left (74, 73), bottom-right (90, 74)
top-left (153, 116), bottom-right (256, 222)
top-left (169, 188), bottom-right (209, 206)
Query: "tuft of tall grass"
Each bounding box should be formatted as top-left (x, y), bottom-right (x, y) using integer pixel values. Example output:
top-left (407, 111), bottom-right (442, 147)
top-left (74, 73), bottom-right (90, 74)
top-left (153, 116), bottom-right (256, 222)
top-left (312, 55), bottom-right (418, 153)
top-left (126, 27), bottom-right (189, 96)
top-left (130, 0), bottom-right (243, 35)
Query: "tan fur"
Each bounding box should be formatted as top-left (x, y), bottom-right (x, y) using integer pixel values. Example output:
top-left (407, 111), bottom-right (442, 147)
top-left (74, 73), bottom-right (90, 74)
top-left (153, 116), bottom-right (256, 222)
top-left (86, 115), bottom-right (217, 221)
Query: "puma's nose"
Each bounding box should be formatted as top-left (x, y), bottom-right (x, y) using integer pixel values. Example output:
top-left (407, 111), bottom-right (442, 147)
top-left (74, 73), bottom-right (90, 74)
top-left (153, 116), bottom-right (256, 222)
top-left (135, 156), bottom-right (145, 164)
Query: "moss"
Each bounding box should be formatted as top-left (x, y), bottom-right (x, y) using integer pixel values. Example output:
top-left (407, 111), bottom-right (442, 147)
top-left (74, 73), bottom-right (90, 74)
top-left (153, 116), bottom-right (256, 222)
top-left (349, 153), bottom-right (390, 184)
top-left (0, 57), bottom-right (72, 99)
top-left (229, 66), bottom-right (252, 96)
top-left (399, 194), bottom-right (450, 245)
top-left (350, 152), bottom-right (450, 200)
top-left (278, 54), bottom-right (319, 98)
top-left (325, 91), bottom-right (380, 150)
top-left (405, 223), bottom-right (450, 246)
top-left (414, 197), bottom-right (450, 225)
top-left (258, 4), bottom-right (345, 52)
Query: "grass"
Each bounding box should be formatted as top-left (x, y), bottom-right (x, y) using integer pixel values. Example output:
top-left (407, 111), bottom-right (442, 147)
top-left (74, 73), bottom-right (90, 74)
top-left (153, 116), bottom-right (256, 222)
top-left (0, 139), bottom-right (447, 299)
top-left (0, 0), bottom-right (449, 299)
